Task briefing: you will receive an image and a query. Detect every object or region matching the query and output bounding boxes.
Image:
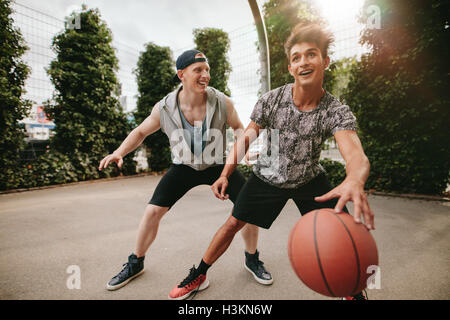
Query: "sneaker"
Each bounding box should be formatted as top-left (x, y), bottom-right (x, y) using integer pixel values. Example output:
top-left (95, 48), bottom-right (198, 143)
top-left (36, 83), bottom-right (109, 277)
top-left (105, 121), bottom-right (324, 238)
top-left (342, 290), bottom-right (368, 300)
top-left (244, 250), bottom-right (273, 285)
top-left (106, 254), bottom-right (145, 291)
top-left (168, 266), bottom-right (209, 300)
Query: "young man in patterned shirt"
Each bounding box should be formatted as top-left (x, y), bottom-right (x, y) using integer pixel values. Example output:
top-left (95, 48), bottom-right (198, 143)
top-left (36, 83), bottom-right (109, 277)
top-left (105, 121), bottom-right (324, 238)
top-left (169, 22), bottom-right (375, 300)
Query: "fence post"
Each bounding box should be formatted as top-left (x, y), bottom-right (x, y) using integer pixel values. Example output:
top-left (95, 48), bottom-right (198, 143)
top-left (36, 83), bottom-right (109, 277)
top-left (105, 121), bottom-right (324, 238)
top-left (248, 0), bottom-right (270, 94)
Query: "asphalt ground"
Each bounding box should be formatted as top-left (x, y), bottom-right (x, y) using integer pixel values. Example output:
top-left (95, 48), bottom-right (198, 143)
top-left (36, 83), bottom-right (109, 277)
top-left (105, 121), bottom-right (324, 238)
top-left (0, 174), bottom-right (449, 300)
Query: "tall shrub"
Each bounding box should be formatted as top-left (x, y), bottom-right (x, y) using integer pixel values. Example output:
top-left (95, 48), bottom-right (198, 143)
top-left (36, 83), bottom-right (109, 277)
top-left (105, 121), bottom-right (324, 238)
top-left (134, 43), bottom-right (175, 171)
top-left (262, 0), bottom-right (335, 91)
top-left (0, 0), bottom-right (31, 190)
top-left (193, 28), bottom-right (232, 96)
top-left (343, 0), bottom-right (450, 194)
top-left (45, 7), bottom-right (136, 179)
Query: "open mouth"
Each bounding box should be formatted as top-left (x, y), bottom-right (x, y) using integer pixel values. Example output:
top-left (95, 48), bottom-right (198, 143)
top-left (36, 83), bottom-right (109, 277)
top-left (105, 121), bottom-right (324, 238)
top-left (299, 70), bottom-right (313, 76)
top-left (198, 81), bottom-right (208, 87)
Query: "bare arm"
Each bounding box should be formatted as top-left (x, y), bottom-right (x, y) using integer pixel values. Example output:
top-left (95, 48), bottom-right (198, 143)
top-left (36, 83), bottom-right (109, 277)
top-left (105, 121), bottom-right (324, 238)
top-left (225, 96), bottom-right (258, 164)
top-left (115, 104), bottom-right (161, 157)
top-left (337, 130), bottom-right (370, 185)
top-left (211, 120), bottom-right (262, 200)
top-left (223, 120), bottom-right (261, 176)
top-left (315, 130), bottom-right (375, 230)
top-left (221, 96), bottom-right (246, 177)
top-left (225, 96), bottom-right (244, 132)
top-left (98, 103), bottom-right (161, 170)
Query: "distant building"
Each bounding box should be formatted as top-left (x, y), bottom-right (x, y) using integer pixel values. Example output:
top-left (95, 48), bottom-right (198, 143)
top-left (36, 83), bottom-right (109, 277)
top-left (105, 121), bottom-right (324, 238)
top-left (133, 147), bottom-right (148, 172)
top-left (19, 105), bottom-right (55, 141)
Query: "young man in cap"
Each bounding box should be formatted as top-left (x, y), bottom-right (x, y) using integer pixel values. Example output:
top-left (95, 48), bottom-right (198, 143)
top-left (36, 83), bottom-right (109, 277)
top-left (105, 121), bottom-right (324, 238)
top-left (170, 23), bottom-right (375, 300)
top-left (99, 50), bottom-right (272, 295)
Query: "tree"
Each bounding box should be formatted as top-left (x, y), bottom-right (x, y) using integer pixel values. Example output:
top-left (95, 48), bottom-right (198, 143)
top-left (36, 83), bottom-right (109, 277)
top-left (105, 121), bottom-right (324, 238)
top-left (343, 0), bottom-right (450, 194)
top-left (331, 57), bottom-right (357, 102)
top-left (261, 0), bottom-right (335, 91)
top-left (134, 42), bottom-right (176, 171)
top-left (45, 7), bottom-right (136, 179)
top-left (193, 28), bottom-right (232, 95)
top-left (0, 0), bottom-right (31, 190)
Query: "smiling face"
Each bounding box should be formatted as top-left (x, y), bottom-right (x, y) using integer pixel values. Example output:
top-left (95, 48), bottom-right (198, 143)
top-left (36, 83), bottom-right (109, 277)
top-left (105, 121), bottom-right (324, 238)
top-left (178, 53), bottom-right (210, 94)
top-left (288, 42), bottom-right (330, 88)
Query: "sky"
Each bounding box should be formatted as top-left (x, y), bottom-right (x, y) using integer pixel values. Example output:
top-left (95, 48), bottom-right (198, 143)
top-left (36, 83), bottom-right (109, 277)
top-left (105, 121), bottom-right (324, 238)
top-left (13, 0), bottom-right (366, 126)
top-left (16, 0), bottom-right (365, 55)
top-left (16, 0), bottom-right (267, 50)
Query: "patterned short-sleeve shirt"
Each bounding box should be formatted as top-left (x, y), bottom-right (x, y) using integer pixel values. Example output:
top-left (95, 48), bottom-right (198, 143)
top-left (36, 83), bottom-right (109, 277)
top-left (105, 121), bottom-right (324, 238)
top-left (250, 83), bottom-right (357, 188)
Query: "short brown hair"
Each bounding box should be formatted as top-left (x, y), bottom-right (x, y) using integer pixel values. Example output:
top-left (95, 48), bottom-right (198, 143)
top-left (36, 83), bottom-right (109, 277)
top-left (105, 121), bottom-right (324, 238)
top-left (284, 22), bottom-right (334, 61)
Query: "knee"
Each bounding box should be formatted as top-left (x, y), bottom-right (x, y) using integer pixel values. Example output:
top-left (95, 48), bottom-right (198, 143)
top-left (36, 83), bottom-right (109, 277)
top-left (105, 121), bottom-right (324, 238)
top-left (223, 216), bottom-right (246, 235)
top-left (143, 205), bottom-right (168, 222)
top-left (243, 223), bottom-right (258, 232)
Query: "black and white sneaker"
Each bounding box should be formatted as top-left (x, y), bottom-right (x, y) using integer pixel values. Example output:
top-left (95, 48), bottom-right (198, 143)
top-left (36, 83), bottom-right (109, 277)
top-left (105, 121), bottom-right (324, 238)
top-left (106, 254), bottom-right (145, 291)
top-left (244, 250), bottom-right (273, 285)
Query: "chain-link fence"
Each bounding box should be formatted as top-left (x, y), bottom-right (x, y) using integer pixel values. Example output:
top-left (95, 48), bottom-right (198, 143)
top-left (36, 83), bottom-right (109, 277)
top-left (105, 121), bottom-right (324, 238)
top-left (11, 1), bottom-right (366, 164)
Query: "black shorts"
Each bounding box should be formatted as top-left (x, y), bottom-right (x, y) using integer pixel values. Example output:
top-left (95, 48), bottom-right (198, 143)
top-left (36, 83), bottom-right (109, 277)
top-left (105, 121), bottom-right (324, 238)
top-left (232, 173), bottom-right (349, 229)
top-left (149, 164), bottom-right (246, 208)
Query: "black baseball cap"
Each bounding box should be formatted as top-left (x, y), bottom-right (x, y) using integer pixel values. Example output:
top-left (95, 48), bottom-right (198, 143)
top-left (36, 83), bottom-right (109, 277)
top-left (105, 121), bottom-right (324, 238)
top-left (173, 49), bottom-right (208, 83)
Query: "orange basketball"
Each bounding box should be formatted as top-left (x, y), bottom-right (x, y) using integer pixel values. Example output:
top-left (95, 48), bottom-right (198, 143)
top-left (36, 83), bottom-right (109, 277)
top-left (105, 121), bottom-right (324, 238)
top-left (288, 208), bottom-right (378, 297)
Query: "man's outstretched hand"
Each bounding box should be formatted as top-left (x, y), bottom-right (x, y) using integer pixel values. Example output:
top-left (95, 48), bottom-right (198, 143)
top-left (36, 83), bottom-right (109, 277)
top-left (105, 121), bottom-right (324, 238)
top-left (98, 152), bottom-right (123, 171)
top-left (315, 179), bottom-right (375, 230)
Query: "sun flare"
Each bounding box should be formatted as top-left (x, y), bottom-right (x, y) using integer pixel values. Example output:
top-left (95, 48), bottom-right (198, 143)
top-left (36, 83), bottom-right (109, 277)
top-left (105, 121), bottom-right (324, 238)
top-left (314, 0), bottom-right (365, 24)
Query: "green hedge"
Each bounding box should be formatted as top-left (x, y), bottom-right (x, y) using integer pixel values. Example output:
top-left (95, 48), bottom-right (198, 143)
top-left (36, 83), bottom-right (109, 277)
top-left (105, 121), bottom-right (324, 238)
top-left (236, 164), bottom-right (254, 179)
top-left (0, 0), bottom-right (31, 190)
top-left (4, 150), bottom-right (136, 190)
top-left (8, 158), bottom-right (344, 191)
top-left (134, 43), bottom-right (176, 172)
top-left (319, 158), bottom-right (346, 188)
top-left (342, 0), bottom-right (449, 195)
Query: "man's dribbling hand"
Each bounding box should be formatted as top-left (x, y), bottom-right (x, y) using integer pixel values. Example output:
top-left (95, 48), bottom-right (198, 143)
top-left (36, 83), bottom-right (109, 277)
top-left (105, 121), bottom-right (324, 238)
top-left (314, 179), bottom-right (375, 230)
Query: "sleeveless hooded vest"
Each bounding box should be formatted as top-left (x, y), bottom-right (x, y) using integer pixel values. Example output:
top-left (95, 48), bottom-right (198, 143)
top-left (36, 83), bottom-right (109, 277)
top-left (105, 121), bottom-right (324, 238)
top-left (158, 86), bottom-right (228, 171)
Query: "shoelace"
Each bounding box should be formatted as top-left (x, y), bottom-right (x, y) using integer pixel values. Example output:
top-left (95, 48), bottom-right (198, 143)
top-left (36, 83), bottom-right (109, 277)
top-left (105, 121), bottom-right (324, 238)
top-left (178, 266), bottom-right (198, 288)
top-left (249, 258), bottom-right (270, 278)
top-left (256, 260), bottom-right (267, 273)
top-left (113, 263), bottom-right (131, 280)
top-left (178, 265), bottom-right (202, 300)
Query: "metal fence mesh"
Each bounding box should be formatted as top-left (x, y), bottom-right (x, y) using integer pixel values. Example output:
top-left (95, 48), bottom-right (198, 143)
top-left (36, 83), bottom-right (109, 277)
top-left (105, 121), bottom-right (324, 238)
top-left (11, 1), bottom-right (367, 164)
